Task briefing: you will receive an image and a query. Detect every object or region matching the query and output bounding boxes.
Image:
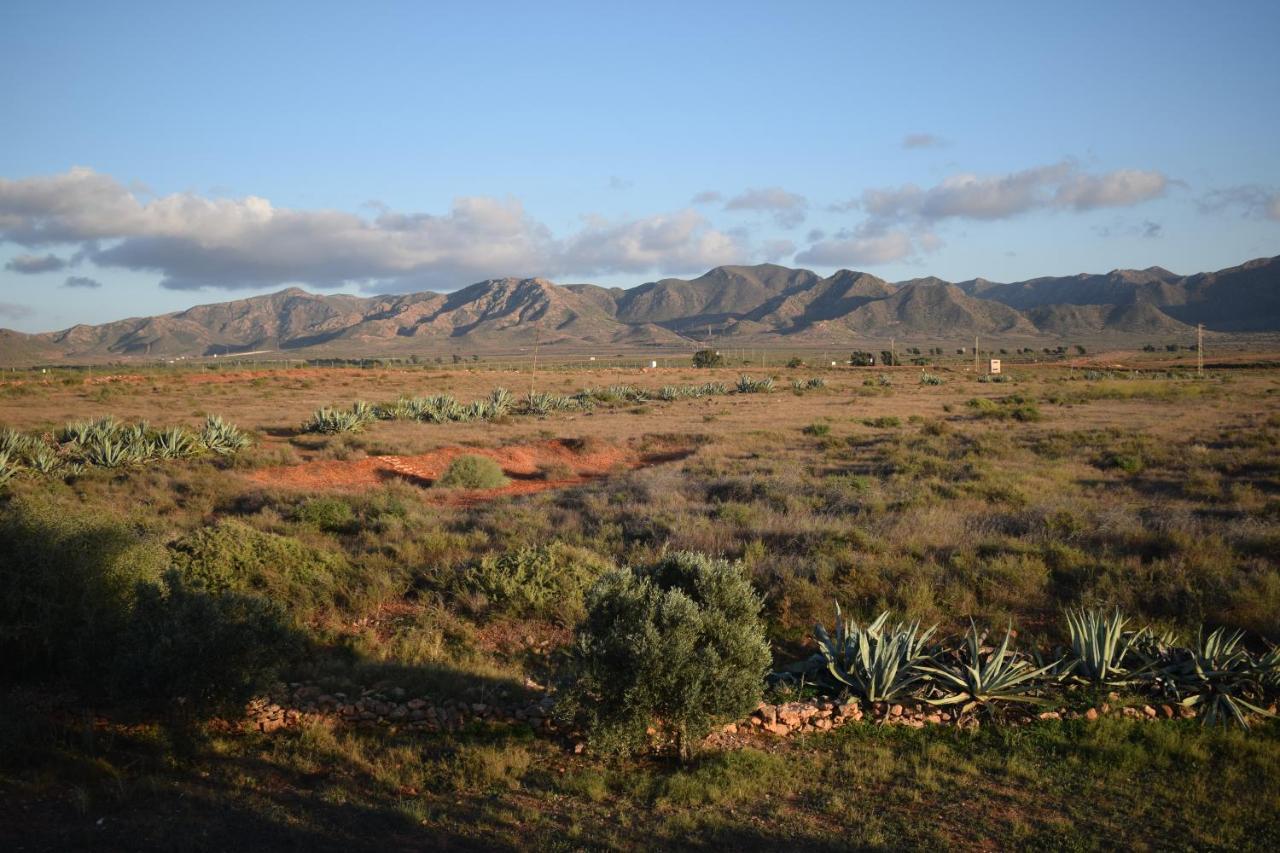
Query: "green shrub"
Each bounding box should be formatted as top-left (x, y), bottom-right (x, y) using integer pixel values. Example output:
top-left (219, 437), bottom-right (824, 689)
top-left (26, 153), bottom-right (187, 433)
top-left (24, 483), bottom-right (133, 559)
top-left (455, 543), bottom-right (614, 623)
top-left (693, 349), bottom-right (724, 368)
top-left (561, 551), bottom-right (771, 759)
top-left (0, 499), bottom-right (294, 718)
top-left (436, 454), bottom-right (509, 489)
top-left (170, 519), bottom-right (350, 615)
top-left (115, 571), bottom-right (299, 718)
top-left (0, 496), bottom-right (168, 684)
top-left (802, 422), bottom-right (831, 437)
top-left (294, 497), bottom-right (357, 533)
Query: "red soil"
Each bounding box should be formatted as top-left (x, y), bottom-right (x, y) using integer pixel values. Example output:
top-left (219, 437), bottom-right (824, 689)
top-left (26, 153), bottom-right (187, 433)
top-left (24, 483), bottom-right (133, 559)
top-left (244, 438), bottom-right (670, 505)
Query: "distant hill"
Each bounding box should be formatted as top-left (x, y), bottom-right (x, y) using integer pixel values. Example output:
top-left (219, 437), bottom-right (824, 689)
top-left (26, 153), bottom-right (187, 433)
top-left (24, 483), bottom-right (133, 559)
top-left (2, 255), bottom-right (1277, 363)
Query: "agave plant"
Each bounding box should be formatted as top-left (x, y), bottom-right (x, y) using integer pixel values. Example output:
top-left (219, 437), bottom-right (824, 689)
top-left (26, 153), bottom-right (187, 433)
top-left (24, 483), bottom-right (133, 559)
top-left (83, 434), bottom-right (131, 468)
top-left (920, 372), bottom-right (945, 386)
top-left (1061, 608), bottom-right (1153, 688)
top-left (1159, 627), bottom-right (1277, 729)
top-left (24, 443), bottom-right (64, 474)
top-left (805, 376), bottom-right (827, 389)
top-left (153, 425), bottom-right (199, 459)
top-left (736, 375), bottom-right (774, 394)
top-left (200, 415), bottom-right (250, 455)
top-left (0, 426), bottom-right (35, 457)
top-left (487, 387), bottom-right (514, 415)
top-left (351, 400), bottom-right (377, 425)
top-left (524, 391), bottom-right (554, 415)
top-left (814, 608), bottom-right (936, 704)
top-left (0, 448), bottom-right (19, 486)
top-left (918, 622), bottom-right (1058, 717)
top-left (305, 406), bottom-right (367, 433)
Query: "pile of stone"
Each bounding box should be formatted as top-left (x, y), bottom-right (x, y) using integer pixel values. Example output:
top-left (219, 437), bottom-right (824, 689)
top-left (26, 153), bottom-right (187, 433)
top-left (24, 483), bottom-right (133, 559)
top-left (244, 682), bottom-right (1261, 748)
top-left (244, 681), bottom-right (559, 735)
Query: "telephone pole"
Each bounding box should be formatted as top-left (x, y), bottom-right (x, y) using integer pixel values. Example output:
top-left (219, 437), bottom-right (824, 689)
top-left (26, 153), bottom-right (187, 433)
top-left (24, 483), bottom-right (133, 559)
top-left (529, 324), bottom-right (541, 396)
top-left (1196, 323), bottom-right (1204, 377)
top-left (974, 335), bottom-right (979, 373)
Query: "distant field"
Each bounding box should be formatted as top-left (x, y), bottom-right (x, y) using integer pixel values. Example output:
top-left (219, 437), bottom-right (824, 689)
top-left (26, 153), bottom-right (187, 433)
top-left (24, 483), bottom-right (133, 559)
top-left (2, 347), bottom-right (1279, 850)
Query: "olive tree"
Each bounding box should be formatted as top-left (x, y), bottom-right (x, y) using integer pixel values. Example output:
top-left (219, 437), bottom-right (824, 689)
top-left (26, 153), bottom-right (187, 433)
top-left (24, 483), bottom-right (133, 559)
top-left (560, 551), bottom-right (771, 759)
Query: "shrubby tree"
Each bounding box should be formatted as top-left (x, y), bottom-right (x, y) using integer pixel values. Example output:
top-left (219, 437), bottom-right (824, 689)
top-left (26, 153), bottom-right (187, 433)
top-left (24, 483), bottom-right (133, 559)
top-left (0, 496), bottom-right (298, 720)
top-left (560, 551), bottom-right (771, 760)
top-left (692, 349), bottom-right (723, 368)
top-left (116, 571), bottom-right (300, 720)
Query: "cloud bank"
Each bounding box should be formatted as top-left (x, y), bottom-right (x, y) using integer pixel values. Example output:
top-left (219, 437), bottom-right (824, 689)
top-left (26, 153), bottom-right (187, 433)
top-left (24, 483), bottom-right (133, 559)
top-left (0, 167), bottom-right (748, 291)
top-left (805, 160), bottom-right (1171, 266)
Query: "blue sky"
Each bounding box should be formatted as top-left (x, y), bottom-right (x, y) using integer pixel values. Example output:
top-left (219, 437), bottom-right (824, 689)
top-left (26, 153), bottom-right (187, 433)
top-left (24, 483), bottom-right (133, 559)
top-left (1, 1), bottom-right (1278, 333)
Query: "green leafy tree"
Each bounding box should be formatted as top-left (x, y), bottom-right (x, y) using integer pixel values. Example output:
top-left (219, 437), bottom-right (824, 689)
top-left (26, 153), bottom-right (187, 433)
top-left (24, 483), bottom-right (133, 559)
top-left (561, 552), bottom-right (771, 760)
top-left (692, 349), bottom-right (723, 368)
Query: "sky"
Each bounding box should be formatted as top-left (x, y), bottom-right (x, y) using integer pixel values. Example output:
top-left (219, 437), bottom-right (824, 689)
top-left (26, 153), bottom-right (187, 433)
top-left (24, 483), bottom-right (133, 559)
top-left (1, 1), bottom-right (1278, 333)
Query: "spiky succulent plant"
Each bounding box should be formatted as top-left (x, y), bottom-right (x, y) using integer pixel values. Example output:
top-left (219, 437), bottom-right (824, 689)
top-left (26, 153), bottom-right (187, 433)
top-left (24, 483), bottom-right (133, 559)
top-left (814, 608), bottom-right (936, 704)
top-left (1159, 627), bottom-right (1277, 729)
top-left (918, 622), bottom-right (1058, 716)
top-left (1062, 608), bottom-right (1149, 688)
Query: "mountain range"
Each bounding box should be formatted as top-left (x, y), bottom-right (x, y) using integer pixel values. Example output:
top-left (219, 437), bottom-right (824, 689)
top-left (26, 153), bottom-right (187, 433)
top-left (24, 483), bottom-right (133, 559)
top-left (4, 255), bottom-right (1278, 362)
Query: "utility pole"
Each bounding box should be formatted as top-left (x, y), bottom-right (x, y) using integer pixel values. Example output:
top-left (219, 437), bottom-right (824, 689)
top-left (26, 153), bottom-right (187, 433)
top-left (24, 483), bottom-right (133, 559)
top-left (529, 324), bottom-right (541, 396)
top-left (890, 336), bottom-right (896, 366)
top-left (974, 335), bottom-right (979, 374)
top-left (1196, 323), bottom-right (1204, 377)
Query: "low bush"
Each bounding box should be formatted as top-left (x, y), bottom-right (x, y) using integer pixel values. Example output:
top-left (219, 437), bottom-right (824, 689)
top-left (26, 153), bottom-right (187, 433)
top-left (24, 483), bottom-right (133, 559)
top-left (453, 543), bottom-right (614, 623)
top-left (436, 454), bottom-right (509, 489)
top-left (170, 519), bottom-right (351, 615)
top-left (115, 571), bottom-right (299, 718)
top-left (0, 499), bottom-right (296, 716)
top-left (561, 551), bottom-right (772, 758)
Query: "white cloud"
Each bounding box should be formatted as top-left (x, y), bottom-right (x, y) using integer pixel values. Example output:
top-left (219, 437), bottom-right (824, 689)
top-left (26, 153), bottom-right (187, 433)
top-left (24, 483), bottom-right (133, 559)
top-left (0, 167), bottom-right (751, 291)
top-left (690, 190), bottom-right (722, 205)
top-left (806, 160), bottom-right (1169, 268)
top-left (723, 186), bottom-right (808, 228)
top-left (796, 230), bottom-right (915, 266)
top-left (1198, 185), bottom-right (1280, 221)
top-left (558, 209), bottom-right (743, 275)
top-left (858, 160), bottom-right (1167, 224)
top-left (1055, 170), bottom-right (1169, 210)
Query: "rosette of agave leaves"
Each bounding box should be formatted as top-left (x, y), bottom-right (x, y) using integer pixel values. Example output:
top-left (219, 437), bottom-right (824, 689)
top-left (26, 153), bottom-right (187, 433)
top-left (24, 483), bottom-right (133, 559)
top-left (916, 621), bottom-right (1058, 718)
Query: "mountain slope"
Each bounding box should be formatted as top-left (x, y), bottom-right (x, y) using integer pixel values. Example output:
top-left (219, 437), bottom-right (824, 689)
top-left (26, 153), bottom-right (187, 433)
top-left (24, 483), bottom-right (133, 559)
top-left (2, 255), bottom-right (1276, 363)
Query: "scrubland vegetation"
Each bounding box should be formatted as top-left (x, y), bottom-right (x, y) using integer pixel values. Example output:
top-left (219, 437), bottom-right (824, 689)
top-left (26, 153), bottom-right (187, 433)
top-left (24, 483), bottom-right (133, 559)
top-left (1, 353), bottom-right (1279, 849)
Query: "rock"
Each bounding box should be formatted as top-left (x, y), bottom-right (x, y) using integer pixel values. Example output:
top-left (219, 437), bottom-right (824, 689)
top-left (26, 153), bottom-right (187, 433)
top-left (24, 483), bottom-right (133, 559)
top-left (573, 741), bottom-right (586, 754)
top-left (765, 722), bottom-right (790, 736)
top-left (407, 698), bottom-right (427, 711)
top-left (756, 705), bottom-right (777, 725)
top-left (721, 722), bottom-right (738, 734)
top-left (1142, 705), bottom-right (1157, 719)
top-left (889, 704), bottom-right (904, 718)
top-left (778, 705), bottom-right (803, 726)
top-left (1085, 708), bottom-right (1099, 721)
top-left (1160, 705), bottom-right (1175, 719)
top-left (1037, 711), bottom-right (1061, 721)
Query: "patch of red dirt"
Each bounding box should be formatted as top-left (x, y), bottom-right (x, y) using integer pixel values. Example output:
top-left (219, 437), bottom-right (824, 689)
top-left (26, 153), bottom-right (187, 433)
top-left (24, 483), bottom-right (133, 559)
top-left (244, 438), bottom-right (675, 504)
